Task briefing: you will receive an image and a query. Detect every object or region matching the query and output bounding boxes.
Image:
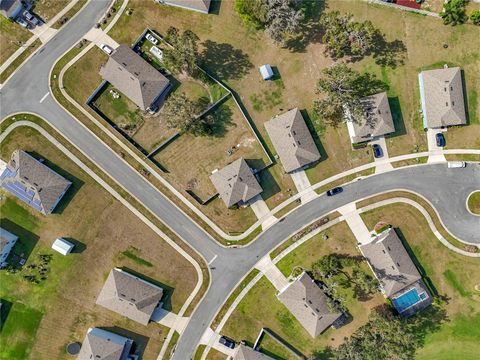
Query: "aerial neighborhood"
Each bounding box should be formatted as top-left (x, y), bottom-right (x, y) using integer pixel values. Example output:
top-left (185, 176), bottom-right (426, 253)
top-left (0, 0), bottom-right (479, 360)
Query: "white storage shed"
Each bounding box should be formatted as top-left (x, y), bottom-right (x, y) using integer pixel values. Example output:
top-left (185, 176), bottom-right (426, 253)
top-left (52, 238), bottom-right (75, 256)
top-left (259, 64), bottom-right (274, 80)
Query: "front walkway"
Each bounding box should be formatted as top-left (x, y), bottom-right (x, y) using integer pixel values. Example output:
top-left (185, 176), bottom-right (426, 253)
top-left (370, 136), bottom-right (394, 174)
top-left (83, 27), bottom-right (120, 49)
top-left (426, 128), bottom-right (447, 163)
top-left (255, 255), bottom-right (289, 291)
top-left (248, 195), bottom-right (278, 230)
top-left (338, 202), bottom-right (373, 245)
top-left (290, 169), bottom-right (318, 203)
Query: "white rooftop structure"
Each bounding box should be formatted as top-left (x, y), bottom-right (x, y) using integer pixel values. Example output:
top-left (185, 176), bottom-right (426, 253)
top-left (51, 238), bottom-right (74, 256)
top-left (259, 64), bottom-right (274, 80)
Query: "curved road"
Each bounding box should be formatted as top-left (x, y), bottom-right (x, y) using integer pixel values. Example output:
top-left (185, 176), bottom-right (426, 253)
top-left (1, 1), bottom-right (479, 358)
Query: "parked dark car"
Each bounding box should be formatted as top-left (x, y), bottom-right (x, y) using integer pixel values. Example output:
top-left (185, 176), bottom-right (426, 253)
top-left (219, 336), bottom-right (235, 349)
top-left (436, 133), bottom-right (446, 147)
top-left (372, 144), bottom-right (383, 158)
top-left (326, 187), bottom-right (343, 196)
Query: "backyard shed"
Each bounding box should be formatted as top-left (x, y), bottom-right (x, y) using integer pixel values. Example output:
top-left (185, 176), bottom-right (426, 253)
top-left (51, 238), bottom-right (74, 256)
top-left (259, 64), bottom-right (274, 80)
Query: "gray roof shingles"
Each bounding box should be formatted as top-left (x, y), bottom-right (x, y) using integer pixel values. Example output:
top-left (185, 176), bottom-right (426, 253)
top-left (163, 0), bottom-right (211, 13)
top-left (265, 108), bottom-right (321, 173)
top-left (99, 45), bottom-right (170, 111)
top-left (419, 67), bottom-right (466, 128)
top-left (234, 344), bottom-right (274, 360)
top-left (277, 272), bottom-right (341, 337)
top-left (96, 268), bottom-right (163, 325)
top-left (209, 158), bottom-right (262, 208)
top-left (77, 328), bottom-right (133, 360)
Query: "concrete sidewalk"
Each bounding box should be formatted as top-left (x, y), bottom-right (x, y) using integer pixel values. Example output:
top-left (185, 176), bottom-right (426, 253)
top-left (338, 202), bottom-right (373, 245)
top-left (255, 255), bottom-right (289, 291)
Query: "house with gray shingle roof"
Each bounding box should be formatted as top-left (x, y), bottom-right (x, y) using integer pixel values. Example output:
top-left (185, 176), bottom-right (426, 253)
top-left (277, 272), bottom-right (341, 337)
top-left (0, 0), bottom-right (25, 20)
top-left (99, 45), bottom-right (170, 111)
top-left (77, 327), bottom-right (133, 360)
top-left (154, 0), bottom-right (211, 13)
top-left (346, 92), bottom-right (395, 144)
top-left (360, 228), bottom-right (432, 317)
top-left (234, 344), bottom-right (274, 360)
top-left (0, 150), bottom-right (71, 215)
top-left (210, 158), bottom-right (262, 208)
top-left (0, 228), bottom-right (18, 267)
top-left (265, 108), bottom-right (321, 173)
top-left (418, 66), bottom-right (466, 129)
top-left (96, 268), bottom-right (164, 325)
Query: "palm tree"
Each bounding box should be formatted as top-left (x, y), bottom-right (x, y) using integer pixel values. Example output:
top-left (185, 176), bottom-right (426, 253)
top-left (440, 0), bottom-right (467, 26)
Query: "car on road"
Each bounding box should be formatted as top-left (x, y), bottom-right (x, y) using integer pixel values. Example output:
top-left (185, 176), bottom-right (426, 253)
top-left (436, 133), bottom-right (446, 147)
top-left (100, 44), bottom-right (113, 55)
top-left (326, 187), bottom-right (343, 196)
top-left (219, 336), bottom-right (235, 349)
top-left (372, 144), bottom-right (383, 158)
top-left (146, 33), bottom-right (158, 45)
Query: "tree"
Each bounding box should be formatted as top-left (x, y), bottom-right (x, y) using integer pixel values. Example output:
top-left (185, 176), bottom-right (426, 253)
top-left (312, 254), bottom-right (344, 279)
top-left (440, 0), bottom-right (467, 25)
top-left (163, 27), bottom-right (199, 75)
top-left (313, 63), bottom-right (387, 126)
top-left (264, 0), bottom-right (304, 46)
top-left (235, 0), bottom-right (268, 29)
top-left (319, 11), bottom-right (379, 60)
top-left (351, 267), bottom-right (379, 296)
top-left (163, 93), bottom-right (213, 136)
top-left (470, 10), bottom-right (480, 25)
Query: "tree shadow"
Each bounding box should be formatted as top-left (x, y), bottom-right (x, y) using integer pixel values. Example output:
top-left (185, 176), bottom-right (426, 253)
top-left (201, 100), bottom-right (234, 137)
top-left (284, 0), bottom-right (327, 53)
top-left (0, 299), bottom-right (13, 332)
top-left (120, 267), bottom-right (174, 312)
top-left (354, 72), bottom-right (389, 96)
top-left (0, 219), bottom-right (39, 267)
top-left (200, 40), bottom-right (253, 81)
top-left (371, 33), bottom-right (407, 69)
top-left (311, 347), bottom-right (334, 360)
top-left (27, 151), bottom-right (84, 215)
top-left (256, 166), bottom-right (281, 201)
top-left (385, 96), bottom-right (406, 138)
top-left (100, 326), bottom-right (149, 358)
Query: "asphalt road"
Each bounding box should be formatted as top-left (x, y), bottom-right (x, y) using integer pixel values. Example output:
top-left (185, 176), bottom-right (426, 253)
top-left (1, 2), bottom-right (479, 358)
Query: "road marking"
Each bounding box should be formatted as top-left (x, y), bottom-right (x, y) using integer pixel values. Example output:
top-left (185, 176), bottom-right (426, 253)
top-left (39, 92), bottom-right (50, 103)
top-left (207, 254), bottom-right (217, 265)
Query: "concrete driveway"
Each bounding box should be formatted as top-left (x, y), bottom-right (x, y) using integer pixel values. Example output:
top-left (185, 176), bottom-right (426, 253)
top-left (427, 128), bottom-right (447, 163)
top-left (370, 136), bottom-right (394, 173)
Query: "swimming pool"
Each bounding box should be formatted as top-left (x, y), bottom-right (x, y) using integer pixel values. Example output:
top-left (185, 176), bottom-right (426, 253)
top-left (392, 287), bottom-right (425, 313)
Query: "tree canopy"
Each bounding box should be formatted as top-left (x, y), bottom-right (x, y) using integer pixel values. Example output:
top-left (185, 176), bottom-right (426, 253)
top-left (313, 63), bottom-right (387, 126)
top-left (470, 9), bottom-right (480, 25)
top-left (163, 27), bottom-right (200, 75)
top-left (440, 0), bottom-right (467, 25)
top-left (319, 11), bottom-right (379, 60)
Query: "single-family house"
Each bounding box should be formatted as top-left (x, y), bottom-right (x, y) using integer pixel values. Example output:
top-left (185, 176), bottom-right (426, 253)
top-left (77, 327), bottom-right (134, 360)
top-left (99, 44), bottom-right (171, 111)
top-left (210, 158), bottom-right (263, 208)
top-left (418, 66), bottom-right (466, 129)
top-left (265, 108), bottom-right (321, 173)
top-left (360, 228), bottom-right (432, 317)
top-left (345, 92), bottom-right (395, 144)
top-left (154, 0), bottom-right (211, 14)
top-left (277, 272), bottom-right (342, 337)
top-left (0, 150), bottom-right (72, 215)
top-left (96, 268), bottom-right (164, 325)
top-left (0, 227), bottom-right (18, 267)
top-left (234, 344), bottom-right (274, 360)
top-left (0, 0), bottom-right (25, 20)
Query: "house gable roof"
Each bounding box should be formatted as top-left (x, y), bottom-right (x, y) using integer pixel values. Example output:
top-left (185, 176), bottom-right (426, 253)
top-left (360, 228), bottom-right (421, 297)
top-left (277, 272), bottom-right (341, 337)
top-left (164, 0), bottom-right (211, 13)
top-left (96, 268), bottom-right (163, 325)
top-left (234, 344), bottom-right (274, 360)
top-left (0, 0), bottom-right (23, 18)
top-left (99, 45), bottom-right (170, 110)
top-left (209, 158), bottom-right (262, 207)
top-left (265, 108), bottom-right (321, 173)
top-left (77, 328), bottom-right (132, 360)
top-left (420, 67), bottom-right (466, 128)
top-left (347, 92), bottom-right (395, 143)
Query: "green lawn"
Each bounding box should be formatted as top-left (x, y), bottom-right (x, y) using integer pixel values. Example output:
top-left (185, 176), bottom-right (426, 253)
top-left (467, 191), bottom-right (480, 215)
top-left (0, 301), bottom-right (43, 360)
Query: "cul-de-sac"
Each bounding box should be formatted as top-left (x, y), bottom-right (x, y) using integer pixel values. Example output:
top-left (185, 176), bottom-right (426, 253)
top-left (0, 0), bottom-right (479, 359)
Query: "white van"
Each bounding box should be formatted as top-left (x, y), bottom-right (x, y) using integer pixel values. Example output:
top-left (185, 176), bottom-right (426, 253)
top-left (447, 161), bottom-right (466, 168)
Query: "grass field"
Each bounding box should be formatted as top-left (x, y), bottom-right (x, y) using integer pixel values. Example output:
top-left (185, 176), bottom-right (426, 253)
top-left (467, 191), bottom-right (480, 215)
top-left (33, 0), bottom-right (70, 23)
top-left (0, 126), bottom-right (197, 359)
top-left (0, 17), bottom-right (31, 66)
top-left (360, 203), bottom-right (480, 359)
top-left (222, 221), bottom-right (384, 356)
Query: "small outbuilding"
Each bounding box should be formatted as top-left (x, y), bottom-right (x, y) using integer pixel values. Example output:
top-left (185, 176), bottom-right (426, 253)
top-left (259, 64), bottom-right (274, 80)
top-left (51, 238), bottom-right (74, 256)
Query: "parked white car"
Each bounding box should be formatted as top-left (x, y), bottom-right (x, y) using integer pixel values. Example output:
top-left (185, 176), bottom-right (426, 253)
top-left (100, 44), bottom-right (113, 55)
top-left (149, 46), bottom-right (163, 61)
top-left (146, 33), bottom-right (158, 45)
